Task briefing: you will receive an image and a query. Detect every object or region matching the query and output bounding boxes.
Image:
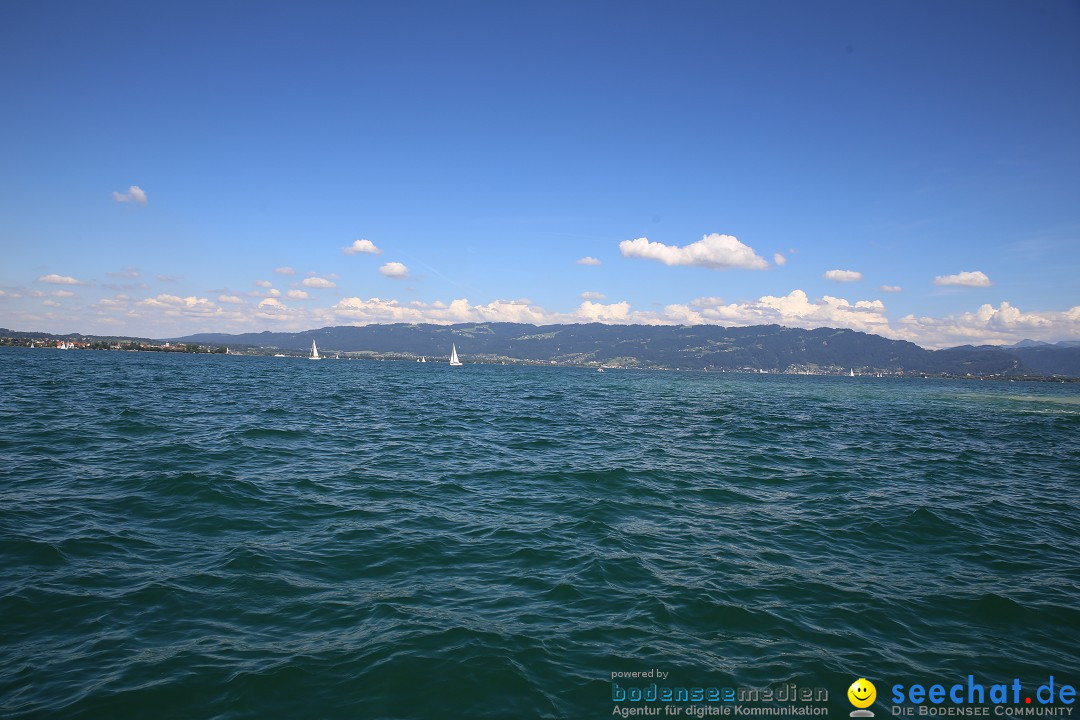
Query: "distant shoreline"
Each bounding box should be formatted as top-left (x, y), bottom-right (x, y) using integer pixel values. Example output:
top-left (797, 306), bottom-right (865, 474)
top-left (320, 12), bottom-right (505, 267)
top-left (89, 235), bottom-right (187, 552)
top-left (3, 341), bottom-right (1076, 383)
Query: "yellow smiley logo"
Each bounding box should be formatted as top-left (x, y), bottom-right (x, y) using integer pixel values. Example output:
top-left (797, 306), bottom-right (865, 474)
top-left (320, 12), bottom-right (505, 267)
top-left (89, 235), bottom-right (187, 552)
top-left (848, 678), bottom-right (876, 709)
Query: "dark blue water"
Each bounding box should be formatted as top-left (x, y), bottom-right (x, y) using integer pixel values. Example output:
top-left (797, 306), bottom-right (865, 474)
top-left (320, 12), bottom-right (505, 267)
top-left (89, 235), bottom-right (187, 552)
top-left (2, 348), bottom-right (1078, 718)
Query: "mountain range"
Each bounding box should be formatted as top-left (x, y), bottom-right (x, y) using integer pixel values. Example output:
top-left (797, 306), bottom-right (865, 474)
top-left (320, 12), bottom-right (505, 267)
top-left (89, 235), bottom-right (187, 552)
top-left (4, 323), bottom-right (1079, 377)
top-left (166, 323), bottom-right (1080, 377)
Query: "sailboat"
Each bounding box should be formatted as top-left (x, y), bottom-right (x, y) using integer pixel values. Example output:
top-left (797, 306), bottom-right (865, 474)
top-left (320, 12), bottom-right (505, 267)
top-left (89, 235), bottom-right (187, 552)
top-left (449, 344), bottom-right (462, 367)
top-left (309, 340), bottom-right (321, 361)
top-left (849, 368), bottom-right (855, 377)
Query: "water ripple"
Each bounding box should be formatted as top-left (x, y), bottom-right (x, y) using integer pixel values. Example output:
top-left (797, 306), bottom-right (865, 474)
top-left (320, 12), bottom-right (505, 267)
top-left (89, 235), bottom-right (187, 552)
top-left (1, 349), bottom-right (1077, 718)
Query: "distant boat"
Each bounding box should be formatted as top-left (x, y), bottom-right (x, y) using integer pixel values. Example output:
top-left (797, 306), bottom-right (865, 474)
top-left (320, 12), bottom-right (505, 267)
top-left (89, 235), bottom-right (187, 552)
top-left (597, 367), bottom-right (604, 373)
top-left (449, 344), bottom-right (462, 367)
top-left (309, 340), bottom-right (321, 361)
top-left (849, 368), bottom-right (855, 377)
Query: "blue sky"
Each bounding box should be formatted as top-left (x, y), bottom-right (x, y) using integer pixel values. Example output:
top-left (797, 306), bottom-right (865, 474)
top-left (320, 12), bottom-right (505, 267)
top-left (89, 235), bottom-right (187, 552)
top-left (2, 1), bottom-right (1078, 347)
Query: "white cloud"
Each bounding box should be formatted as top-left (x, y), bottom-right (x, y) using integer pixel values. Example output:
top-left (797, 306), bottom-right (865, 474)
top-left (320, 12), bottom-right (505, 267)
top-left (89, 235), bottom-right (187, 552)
top-left (644, 291), bottom-right (1080, 348)
top-left (343, 239), bottom-right (382, 255)
top-left (773, 253), bottom-right (787, 266)
top-left (880, 285), bottom-right (903, 293)
top-left (934, 270), bottom-right (991, 287)
top-left (664, 290), bottom-right (890, 335)
top-left (898, 301), bottom-right (1080, 348)
top-left (121, 293), bottom-right (243, 328)
top-left (37, 274), bottom-right (85, 285)
top-left (51, 290), bottom-right (76, 297)
top-left (302, 276), bottom-right (337, 288)
top-left (268, 288), bottom-right (281, 297)
top-left (823, 269), bottom-right (863, 283)
top-left (106, 267), bottom-right (140, 278)
top-left (43, 299), bottom-right (62, 307)
top-left (218, 295), bottom-right (246, 304)
top-left (619, 233), bottom-right (768, 270)
top-left (251, 298), bottom-right (315, 325)
top-left (327, 291), bottom-right (897, 333)
top-left (137, 294), bottom-right (218, 314)
top-left (577, 300), bottom-right (632, 323)
top-left (379, 262), bottom-right (409, 278)
top-left (470, 299), bottom-right (555, 324)
top-left (275, 266), bottom-right (296, 276)
top-left (333, 297), bottom-right (426, 322)
top-left (112, 185), bottom-right (147, 206)
top-left (332, 296), bottom-right (553, 325)
top-left (577, 256), bottom-right (602, 266)
top-left (255, 280), bottom-right (273, 288)
top-left (287, 290), bottom-right (310, 300)
top-left (581, 291), bottom-right (606, 300)
top-left (332, 295), bottom-right (656, 327)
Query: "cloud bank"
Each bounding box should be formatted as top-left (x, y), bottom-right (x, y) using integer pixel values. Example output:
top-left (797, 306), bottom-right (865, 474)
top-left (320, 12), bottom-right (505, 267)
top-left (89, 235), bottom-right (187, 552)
top-left (18, 275), bottom-right (1080, 350)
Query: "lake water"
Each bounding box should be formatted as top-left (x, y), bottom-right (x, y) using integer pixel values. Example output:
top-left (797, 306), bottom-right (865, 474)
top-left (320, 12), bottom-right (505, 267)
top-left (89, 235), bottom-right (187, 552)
top-left (2, 348), bottom-right (1078, 718)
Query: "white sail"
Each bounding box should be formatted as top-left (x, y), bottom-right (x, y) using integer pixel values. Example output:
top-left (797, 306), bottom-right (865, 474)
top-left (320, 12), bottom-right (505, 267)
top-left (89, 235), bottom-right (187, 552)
top-left (449, 344), bottom-right (462, 366)
top-left (309, 340), bottom-right (321, 360)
